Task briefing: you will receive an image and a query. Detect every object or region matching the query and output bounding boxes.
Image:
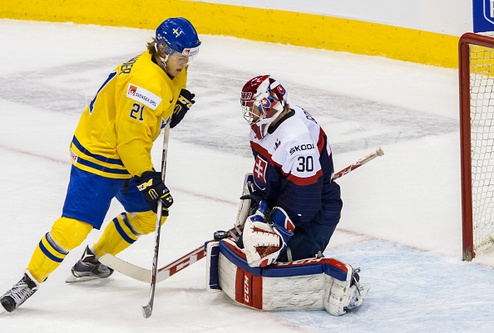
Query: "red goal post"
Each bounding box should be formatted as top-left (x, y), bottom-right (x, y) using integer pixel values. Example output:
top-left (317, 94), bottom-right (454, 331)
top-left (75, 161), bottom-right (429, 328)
top-left (459, 32), bottom-right (494, 261)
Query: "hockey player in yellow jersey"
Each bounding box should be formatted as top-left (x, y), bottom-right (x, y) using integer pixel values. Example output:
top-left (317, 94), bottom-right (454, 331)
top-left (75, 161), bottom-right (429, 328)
top-left (0, 17), bottom-right (201, 313)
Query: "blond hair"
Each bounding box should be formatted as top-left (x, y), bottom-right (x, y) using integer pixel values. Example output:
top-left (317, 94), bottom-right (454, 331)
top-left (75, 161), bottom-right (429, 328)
top-left (147, 39), bottom-right (157, 56)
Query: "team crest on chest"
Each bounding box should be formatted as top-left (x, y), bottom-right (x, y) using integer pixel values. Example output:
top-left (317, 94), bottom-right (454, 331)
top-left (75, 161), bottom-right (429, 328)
top-left (253, 155), bottom-right (268, 189)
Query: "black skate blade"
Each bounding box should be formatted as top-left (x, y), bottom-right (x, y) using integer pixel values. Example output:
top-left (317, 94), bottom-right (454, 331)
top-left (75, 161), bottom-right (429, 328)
top-left (65, 274), bottom-right (104, 283)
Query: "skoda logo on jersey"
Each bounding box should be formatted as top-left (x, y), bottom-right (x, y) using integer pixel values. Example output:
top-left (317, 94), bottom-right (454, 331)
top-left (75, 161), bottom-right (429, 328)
top-left (289, 143), bottom-right (315, 155)
top-left (484, 0), bottom-right (494, 24)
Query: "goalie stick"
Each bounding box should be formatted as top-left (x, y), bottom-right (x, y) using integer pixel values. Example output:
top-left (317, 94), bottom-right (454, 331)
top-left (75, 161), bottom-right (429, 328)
top-left (100, 244), bottom-right (206, 283)
top-left (99, 147), bottom-right (384, 283)
top-left (99, 229), bottom-right (235, 283)
top-left (333, 147), bottom-right (384, 179)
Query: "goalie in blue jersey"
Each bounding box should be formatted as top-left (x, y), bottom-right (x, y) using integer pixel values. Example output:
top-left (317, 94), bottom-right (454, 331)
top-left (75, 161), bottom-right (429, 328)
top-left (1, 17), bottom-right (200, 313)
top-left (238, 74), bottom-right (343, 266)
top-left (206, 75), bottom-right (368, 315)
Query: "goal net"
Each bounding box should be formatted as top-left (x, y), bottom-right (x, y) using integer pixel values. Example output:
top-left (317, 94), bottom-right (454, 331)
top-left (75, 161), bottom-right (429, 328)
top-left (459, 32), bottom-right (494, 261)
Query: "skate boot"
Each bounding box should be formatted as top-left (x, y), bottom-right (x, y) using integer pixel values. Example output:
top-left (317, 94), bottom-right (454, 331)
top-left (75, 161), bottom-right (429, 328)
top-left (1, 271), bottom-right (39, 312)
top-left (69, 246), bottom-right (113, 281)
top-left (345, 267), bottom-right (370, 311)
top-left (324, 265), bottom-right (370, 316)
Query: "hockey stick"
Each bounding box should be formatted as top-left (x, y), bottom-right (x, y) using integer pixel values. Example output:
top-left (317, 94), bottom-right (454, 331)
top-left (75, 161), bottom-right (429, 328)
top-left (332, 147), bottom-right (384, 180)
top-left (100, 231), bottom-right (228, 283)
top-left (141, 123), bottom-right (171, 319)
top-left (100, 147), bottom-right (384, 283)
top-left (100, 244), bottom-right (207, 283)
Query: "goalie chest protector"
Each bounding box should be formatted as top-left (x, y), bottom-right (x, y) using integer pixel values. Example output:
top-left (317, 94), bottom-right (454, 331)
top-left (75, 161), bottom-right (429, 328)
top-left (206, 239), bottom-right (349, 312)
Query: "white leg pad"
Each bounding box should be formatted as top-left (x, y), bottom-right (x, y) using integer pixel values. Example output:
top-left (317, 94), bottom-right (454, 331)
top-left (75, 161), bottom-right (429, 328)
top-left (213, 239), bottom-right (370, 315)
top-left (324, 264), bottom-right (370, 316)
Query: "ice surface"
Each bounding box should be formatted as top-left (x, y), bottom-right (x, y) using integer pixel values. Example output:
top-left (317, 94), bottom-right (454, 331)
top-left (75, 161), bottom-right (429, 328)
top-left (0, 19), bottom-right (492, 332)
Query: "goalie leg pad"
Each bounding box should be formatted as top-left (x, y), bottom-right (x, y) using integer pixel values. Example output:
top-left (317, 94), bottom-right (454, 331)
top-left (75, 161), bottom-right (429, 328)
top-left (206, 241), bottom-right (221, 291)
top-left (233, 173), bottom-right (255, 238)
top-left (324, 265), bottom-right (370, 316)
top-left (215, 239), bottom-right (369, 314)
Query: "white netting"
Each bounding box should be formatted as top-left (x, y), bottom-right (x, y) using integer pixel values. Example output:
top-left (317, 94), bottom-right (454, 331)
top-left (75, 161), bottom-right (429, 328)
top-left (469, 41), bottom-right (494, 252)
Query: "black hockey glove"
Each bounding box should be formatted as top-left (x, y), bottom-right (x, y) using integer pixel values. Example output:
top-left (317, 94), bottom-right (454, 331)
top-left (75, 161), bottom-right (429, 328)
top-left (135, 171), bottom-right (173, 215)
top-left (170, 89), bottom-right (195, 128)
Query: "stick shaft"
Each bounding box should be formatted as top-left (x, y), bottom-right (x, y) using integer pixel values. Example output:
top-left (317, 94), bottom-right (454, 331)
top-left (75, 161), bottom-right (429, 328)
top-left (333, 147), bottom-right (384, 180)
top-left (142, 124), bottom-right (171, 318)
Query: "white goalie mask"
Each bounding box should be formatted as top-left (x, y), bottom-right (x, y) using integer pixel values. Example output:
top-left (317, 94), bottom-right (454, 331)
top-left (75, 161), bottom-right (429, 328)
top-left (240, 75), bottom-right (288, 139)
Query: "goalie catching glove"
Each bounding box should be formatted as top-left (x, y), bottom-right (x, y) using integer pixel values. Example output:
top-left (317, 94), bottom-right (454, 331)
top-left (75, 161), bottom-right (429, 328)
top-left (135, 171), bottom-right (173, 215)
top-left (170, 88), bottom-right (195, 128)
top-left (242, 201), bottom-right (295, 267)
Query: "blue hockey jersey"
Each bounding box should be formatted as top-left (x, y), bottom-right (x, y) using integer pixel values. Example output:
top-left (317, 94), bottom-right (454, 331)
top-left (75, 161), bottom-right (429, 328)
top-left (249, 105), bottom-right (342, 229)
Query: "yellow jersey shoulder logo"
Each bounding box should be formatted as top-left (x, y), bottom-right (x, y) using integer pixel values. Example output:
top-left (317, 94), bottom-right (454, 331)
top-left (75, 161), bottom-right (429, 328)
top-left (126, 84), bottom-right (162, 110)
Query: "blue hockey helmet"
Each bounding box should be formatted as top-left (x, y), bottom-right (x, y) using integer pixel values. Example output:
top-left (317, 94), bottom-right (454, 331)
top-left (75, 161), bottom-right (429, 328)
top-left (155, 17), bottom-right (201, 57)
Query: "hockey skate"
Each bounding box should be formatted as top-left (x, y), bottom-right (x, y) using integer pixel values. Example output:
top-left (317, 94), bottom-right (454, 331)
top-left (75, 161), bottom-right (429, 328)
top-left (346, 268), bottom-right (370, 311)
top-left (325, 266), bottom-right (370, 316)
top-left (1, 272), bottom-right (39, 312)
top-left (66, 246), bottom-right (113, 283)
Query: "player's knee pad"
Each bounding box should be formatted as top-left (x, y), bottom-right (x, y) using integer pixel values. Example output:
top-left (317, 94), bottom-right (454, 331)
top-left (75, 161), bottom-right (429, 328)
top-left (50, 217), bottom-right (93, 251)
top-left (126, 210), bottom-right (167, 235)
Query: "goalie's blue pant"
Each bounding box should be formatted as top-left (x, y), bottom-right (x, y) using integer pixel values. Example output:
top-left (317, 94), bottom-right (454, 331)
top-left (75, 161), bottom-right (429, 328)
top-left (277, 222), bottom-right (337, 261)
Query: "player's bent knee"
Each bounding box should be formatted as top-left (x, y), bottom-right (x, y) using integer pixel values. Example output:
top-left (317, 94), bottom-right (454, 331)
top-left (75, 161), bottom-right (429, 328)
top-left (127, 210), bottom-right (167, 235)
top-left (50, 217), bottom-right (93, 251)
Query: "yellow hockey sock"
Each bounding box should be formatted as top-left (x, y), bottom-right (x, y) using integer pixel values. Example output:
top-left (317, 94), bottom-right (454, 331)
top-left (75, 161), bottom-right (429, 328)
top-left (93, 211), bottom-right (166, 258)
top-left (93, 213), bottom-right (140, 257)
top-left (27, 217), bottom-right (92, 283)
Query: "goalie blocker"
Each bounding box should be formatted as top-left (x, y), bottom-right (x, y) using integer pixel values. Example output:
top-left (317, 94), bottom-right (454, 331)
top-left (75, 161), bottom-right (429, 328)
top-left (206, 239), bottom-right (369, 316)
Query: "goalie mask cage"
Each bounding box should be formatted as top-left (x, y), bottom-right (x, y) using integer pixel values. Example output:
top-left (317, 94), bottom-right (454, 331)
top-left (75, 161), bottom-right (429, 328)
top-left (459, 32), bottom-right (494, 261)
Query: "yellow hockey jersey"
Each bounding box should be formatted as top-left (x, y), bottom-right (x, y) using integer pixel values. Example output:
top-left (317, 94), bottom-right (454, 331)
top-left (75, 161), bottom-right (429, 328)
top-left (70, 50), bottom-right (186, 179)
